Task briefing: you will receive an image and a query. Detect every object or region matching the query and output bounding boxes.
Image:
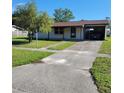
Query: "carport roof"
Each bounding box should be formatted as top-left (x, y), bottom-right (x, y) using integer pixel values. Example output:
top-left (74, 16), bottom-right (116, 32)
top-left (52, 20), bottom-right (109, 27)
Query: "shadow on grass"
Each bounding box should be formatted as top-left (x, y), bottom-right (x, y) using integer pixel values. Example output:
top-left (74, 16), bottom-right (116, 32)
top-left (12, 40), bottom-right (29, 45)
top-left (32, 38), bottom-right (64, 41)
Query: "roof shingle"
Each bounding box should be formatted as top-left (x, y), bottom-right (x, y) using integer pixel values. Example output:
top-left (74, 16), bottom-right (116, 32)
top-left (52, 20), bottom-right (109, 27)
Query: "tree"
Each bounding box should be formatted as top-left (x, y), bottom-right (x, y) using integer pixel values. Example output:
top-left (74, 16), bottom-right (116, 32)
top-left (12, 0), bottom-right (37, 42)
top-left (36, 12), bottom-right (54, 39)
top-left (53, 8), bottom-right (74, 22)
top-left (12, 4), bottom-right (28, 28)
top-left (13, 0), bottom-right (54, 42)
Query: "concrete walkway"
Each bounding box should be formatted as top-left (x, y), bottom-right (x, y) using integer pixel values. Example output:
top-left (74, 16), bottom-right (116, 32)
top-left (13, 41), bottom-right (103, 93)
top-left (13, 47), bottom-right (60, 52)
top-left (13, 41), bottom-right (66, 53)
top-left (40, 41), bottom-right (65, 49)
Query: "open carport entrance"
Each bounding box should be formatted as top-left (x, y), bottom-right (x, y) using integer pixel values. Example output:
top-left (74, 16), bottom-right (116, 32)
top-left (84, 25), bottom-right (105, 40)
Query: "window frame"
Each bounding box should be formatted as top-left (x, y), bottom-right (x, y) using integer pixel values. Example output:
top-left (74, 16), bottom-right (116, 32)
top-left (54, 27), bottom-right (64, 35)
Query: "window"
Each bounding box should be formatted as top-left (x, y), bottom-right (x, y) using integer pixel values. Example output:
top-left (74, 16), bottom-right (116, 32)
top-left (54, 27), bottom-right (64, 34)
top-left (55, 28), bottom-right (59, 34)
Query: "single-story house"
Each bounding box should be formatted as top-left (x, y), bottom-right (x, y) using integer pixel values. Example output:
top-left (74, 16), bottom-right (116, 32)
top-left (12, 25), bottom-right (28, 37)
top-left (33, 20), bottom-right (109, 40)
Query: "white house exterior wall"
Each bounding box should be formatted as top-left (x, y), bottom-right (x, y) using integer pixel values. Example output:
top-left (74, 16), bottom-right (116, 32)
top-left (12, 26), bottom-right (28, 37)
top-left (33, 27), bottom-right (84, 40)
top-left (80, 28), bottom-right (84, 40)
top-left (76, 27), bottom-right (82, 40)
top-left (64, 27), bottom-right (84, 40)
top-left (49, 28), bottom-right (63, 40)
top-left (63, 27), bottom-right (71, 40)
top-left (33, 32), bottom-right (48, 39)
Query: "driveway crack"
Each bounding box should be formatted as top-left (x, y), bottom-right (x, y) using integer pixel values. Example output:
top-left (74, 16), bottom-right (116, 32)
top-left (13, 87), bottom-right (28, 93)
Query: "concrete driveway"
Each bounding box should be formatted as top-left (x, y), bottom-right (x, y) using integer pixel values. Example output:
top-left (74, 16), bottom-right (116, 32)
top-left (13, 41), bottom-right (102, 93)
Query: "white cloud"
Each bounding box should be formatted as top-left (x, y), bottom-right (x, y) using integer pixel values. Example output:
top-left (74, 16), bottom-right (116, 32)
top-left (16, 3), bottom-right (25, 6)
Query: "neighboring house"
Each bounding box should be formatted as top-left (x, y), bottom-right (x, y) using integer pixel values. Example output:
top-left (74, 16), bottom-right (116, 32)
top-left (12, 25), bottom-right (28, 37)
top-left (34, 20), bottom-right (109, 40)
top-left (106, 28), bottom-right (111, 36)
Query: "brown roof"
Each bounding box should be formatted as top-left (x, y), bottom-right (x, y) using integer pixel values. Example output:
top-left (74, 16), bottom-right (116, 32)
top-left (52, 20), bottom-right (109, 27)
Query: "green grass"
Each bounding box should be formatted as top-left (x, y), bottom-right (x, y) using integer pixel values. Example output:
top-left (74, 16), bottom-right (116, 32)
top-left (12, 36), bottom-right (28, 39)
top-left (91, 57), bottom-right (111, 93)
top-left (12, 38), bottom-right (60, 48)
top-left (99, 37), bottom-right (111, 54)
top-left (48, 42), bottom-right (76, 50)
top-left (12, 48), bottom-right (53, 67)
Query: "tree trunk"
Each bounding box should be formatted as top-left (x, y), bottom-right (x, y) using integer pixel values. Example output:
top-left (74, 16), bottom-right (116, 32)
top-left (28, 31), bottom-right (32, 43)
top-left (48, 32), bottom-right (49, 40)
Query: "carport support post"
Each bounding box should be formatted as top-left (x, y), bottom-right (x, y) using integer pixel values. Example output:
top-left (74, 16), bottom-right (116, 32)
top-left (105, 25), bottom-right (108, 40)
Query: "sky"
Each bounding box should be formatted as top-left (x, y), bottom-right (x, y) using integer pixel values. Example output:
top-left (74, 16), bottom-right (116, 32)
top-left (12, 0), bottom-right (111, 21)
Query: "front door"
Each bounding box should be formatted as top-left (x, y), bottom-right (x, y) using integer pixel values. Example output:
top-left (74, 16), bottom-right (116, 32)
top-left (71, 27), bottom-right (76, 38)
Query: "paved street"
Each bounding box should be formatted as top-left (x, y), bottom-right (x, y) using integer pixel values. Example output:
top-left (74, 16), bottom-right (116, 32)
top-left (13, 41), bottom-right (102, 93)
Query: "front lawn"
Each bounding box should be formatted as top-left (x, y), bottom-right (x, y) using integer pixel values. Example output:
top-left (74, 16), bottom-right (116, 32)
top-left (48, 42), bottom-right (76, 50)
top-left (12, 48), bottom-right (53, 67)
top-left (91, 57), bottom-right (111, 93)
top-left (99, 37), bottom-right (111, 54)
top-left (12, 38), bottom-right (60, 48)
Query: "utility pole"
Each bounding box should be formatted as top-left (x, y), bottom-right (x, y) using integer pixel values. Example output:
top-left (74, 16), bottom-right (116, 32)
top-left (36, 30), bottom-right (38, 48)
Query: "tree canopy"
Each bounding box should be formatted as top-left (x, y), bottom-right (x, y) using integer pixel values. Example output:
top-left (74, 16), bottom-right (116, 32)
top-left (53, 8), bottom-right (74, 22)
top-left (12, 0), bottom-right (54, 42)
top-left (36, 12), bottom-right (53, 33)
top-left (13, 1), bottom-right (37, 32)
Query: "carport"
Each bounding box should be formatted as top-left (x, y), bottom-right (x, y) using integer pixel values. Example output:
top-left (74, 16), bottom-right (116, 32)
top-left (84, 25), bottom-right (106, 40)
top-left (33, 20), bottom-right (109, 41)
